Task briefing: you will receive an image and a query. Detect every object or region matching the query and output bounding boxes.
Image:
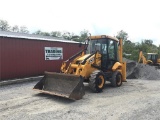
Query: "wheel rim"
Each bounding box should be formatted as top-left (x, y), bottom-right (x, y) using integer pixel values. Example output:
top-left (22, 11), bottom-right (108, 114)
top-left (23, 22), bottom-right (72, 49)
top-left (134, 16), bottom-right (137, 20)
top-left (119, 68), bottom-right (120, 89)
top-left (98, 75), bottom-right (105, 88)
top-left (117, 74), bottom-right (122, 85)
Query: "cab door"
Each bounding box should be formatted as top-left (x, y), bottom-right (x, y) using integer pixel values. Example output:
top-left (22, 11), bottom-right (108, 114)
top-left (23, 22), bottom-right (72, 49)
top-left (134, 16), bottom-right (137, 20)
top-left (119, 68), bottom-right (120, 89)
top-left (101, 39), bottom-right (118, 70)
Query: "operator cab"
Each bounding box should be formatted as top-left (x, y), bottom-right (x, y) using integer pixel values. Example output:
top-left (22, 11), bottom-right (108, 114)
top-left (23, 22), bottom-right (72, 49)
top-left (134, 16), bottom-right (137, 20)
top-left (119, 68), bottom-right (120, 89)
top-left (147, 53), bottom-right (158, 64)
top-left (86, 35), bottom-right (119, 70)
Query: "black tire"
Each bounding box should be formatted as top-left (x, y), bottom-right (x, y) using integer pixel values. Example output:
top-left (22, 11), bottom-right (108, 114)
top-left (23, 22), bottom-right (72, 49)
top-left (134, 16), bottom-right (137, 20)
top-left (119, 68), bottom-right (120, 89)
top-left (111, 71), bottom-right (122, 87)
top-left (89, 70), bottom-right (105, 92)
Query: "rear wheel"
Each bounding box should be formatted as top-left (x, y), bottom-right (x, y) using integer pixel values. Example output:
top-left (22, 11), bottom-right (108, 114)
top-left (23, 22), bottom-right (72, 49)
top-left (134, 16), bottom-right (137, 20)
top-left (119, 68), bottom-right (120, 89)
top-left (111, 71), bottom-right (122, 87)
top-left (89, 70), bottom-right (105, 92)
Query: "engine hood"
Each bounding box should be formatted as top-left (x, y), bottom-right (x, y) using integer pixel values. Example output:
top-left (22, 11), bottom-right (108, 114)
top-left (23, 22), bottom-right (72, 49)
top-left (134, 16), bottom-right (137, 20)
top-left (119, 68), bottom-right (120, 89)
top-left (77, 54), bottom-right (91, 61)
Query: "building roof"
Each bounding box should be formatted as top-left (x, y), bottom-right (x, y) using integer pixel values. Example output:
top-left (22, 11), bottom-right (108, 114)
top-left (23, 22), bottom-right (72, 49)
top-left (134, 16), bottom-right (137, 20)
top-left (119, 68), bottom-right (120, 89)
top-left (147, 53), bottom-right (158, 55)
top-left (0, 31), bottom-right (79, 44)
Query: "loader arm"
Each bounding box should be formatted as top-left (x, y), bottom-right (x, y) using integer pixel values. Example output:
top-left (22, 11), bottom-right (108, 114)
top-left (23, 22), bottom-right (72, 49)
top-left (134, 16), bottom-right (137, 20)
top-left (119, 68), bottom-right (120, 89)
top-left (61, 50), bottom-right (85, 73)
top-left (61, 43), bottom-right (88, 73)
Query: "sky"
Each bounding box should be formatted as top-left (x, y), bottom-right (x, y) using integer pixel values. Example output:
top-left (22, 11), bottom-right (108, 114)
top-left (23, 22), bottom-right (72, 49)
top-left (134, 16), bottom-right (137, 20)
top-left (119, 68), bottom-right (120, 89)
top-left (0, 0), bottom-right (160, 46)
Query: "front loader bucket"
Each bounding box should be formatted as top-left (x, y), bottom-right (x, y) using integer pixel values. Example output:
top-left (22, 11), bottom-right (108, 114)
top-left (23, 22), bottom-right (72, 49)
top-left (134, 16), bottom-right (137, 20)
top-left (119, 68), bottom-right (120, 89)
top-left (33, 72), bottom-right (85, 100)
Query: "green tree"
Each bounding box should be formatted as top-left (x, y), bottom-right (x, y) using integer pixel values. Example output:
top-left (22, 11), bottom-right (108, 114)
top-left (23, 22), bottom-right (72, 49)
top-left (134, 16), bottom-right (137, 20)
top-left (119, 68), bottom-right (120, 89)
top-left (32, 30), bottom-right (50, 36)
top-left (158, 45), bottom-right (160, 54)
top-left (41, 32), bottom-right (50, 36)
top-left (33, 30), bottom-right (42, 35)
top-left (144, 39), bottom-right (153, 45)
top-left (50, 31), bottom-right (62, 37)
top-left (116, 30), bottom-right (133, 59)
top-left (11, 25), bottom-right (19, 32)
top-left (116, 30), bottom-right (128, 43)
top-left (62, 32), bottom-right (75, 40)
top-left (73, 29), bottom-right (89, 42)
top-left (138, 39), bottom-right (158, 53)
top-left (19, 26), bottom-right (29, 33)
top-left (0, 19), bottom-right (10, 31)
top-left (79, 29), bottom-right (88, 42)
top-left (116, 30), bottom-right (160, 61)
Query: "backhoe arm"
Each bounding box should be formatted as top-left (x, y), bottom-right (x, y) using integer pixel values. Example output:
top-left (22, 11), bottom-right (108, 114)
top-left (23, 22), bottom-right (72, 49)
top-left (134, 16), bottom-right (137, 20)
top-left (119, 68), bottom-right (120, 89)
top-left (138, 51), bottom-right (147, 64)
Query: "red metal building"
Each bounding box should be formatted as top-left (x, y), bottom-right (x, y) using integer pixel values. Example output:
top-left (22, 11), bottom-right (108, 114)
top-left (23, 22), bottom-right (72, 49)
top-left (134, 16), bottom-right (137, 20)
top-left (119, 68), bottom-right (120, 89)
top-left (0, 31), bottom-right (83, 81)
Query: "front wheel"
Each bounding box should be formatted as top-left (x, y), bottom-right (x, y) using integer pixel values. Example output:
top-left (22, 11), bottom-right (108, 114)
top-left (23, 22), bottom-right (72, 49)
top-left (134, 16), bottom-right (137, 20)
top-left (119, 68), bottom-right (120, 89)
top-left (89, 70), bottom-right (105, 92)
top-left (111, 71), bottom-right (122, 87)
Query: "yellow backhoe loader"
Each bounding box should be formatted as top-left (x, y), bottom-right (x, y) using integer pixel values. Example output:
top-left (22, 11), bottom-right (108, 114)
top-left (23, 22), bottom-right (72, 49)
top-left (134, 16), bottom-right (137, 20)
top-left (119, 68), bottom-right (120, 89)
top-left (138, 51), bottom-right (160, 67)
top-left (33, 35), bottom-right (126, 100)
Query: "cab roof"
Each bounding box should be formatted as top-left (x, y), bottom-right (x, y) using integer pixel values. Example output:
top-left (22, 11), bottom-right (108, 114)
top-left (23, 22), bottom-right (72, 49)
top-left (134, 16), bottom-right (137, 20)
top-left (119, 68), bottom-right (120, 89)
top-left (89, 35), bottom-right (119, 42)
top-left (147, 53), bottom-right (158, 55)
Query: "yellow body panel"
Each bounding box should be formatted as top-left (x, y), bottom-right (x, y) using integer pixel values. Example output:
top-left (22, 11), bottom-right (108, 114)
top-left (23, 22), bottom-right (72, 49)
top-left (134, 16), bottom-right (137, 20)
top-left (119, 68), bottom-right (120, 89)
top-left (122, 62), bottom-right (126, 81)
top-left (157, 59), bottom-right (160, 64)
top-left (146, 60), bottom-right (153, 64)
top-left (77, 54), bottom-right (90, 61)
top-left (112, 62), bottom-right (122, 71)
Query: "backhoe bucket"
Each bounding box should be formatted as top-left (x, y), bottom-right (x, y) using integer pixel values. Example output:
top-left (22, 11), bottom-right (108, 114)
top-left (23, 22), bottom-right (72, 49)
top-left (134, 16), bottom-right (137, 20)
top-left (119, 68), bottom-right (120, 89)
top-left (33, 72), bottom-right (85, 100)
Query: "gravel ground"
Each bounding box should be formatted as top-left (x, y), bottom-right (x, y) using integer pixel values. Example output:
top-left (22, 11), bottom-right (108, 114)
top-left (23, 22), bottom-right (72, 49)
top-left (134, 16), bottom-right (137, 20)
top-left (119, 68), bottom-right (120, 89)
top-left (0, 79), bottom-right (160, 120)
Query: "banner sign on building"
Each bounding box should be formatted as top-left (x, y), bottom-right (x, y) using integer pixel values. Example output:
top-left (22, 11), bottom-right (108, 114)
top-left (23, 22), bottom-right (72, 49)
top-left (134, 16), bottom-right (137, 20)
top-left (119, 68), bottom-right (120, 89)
top-left (45, 47), bottom-right (63, 60)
